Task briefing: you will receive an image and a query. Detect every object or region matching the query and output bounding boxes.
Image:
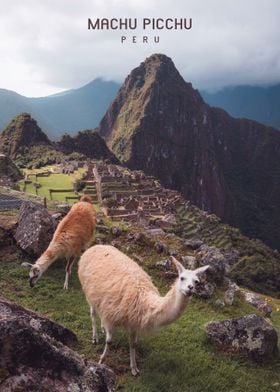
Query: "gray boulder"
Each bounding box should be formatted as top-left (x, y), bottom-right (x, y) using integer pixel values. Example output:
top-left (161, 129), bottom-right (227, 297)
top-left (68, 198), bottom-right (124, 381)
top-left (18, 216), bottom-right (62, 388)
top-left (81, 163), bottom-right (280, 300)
top-left (205, 314), bottom-right (278, 360)
top-left (244, 292), bottom-right (273, 316)
top-left (196, 245), bottom-right (235, 284)
top-left (111, 226), bottom-right (122, 237)
top-left (196, 246), bottom-right (239, 279)
top-left (222, 249), bottom-right (240, 268)
top-left (155, 259), bottom-right (172, 270)
top-left (154, 241), bottom-right (168, 253)
top-left (0, 297), bottom-right (77, 346)
top-left (0, 214), bottom-right (17, 249)
top-left (183, 239), bottom-right (203, 250)
top-left (0, 297), bottom-right (116, 392)
top-left (145, 228), bottom-right (165, 237)
top-left (14, 201), bottom-right (56, 257)
top-left (181, 255), bottom-right (197, 270)
top-left (224, 279), bottom-right (240, 306)
top-left (128, 231), bottom-right (151, 245)
top-left (195, 282), bottom-right (216, 299)
top-left (56, 203), bottom-right (71, 214)
top-left (214, 299), bottom-right (225, 308)
top-left (168, 248), bottom-right (178, 256)
top-left (224, 288), bottom-right (235, 305)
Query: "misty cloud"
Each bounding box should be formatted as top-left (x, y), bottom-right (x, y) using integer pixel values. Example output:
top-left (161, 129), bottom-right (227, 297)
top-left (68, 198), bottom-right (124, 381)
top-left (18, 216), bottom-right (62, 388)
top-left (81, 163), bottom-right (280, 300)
top-left (0, 0), bottom-right (279, 96)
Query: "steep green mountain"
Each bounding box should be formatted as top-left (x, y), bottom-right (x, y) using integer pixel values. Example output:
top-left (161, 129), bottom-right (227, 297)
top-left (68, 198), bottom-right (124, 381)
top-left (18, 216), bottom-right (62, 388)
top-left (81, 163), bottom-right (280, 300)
top-left (57, 130), bottom-right (119, 163)
top-left (0, 113), bottom-right (51, 158)
top-left (0, 113), bottom-right (64, 168)
top-left (202, 85), bottom-right (280, 129)
top-left (0, 79), bottom-right (120, 138)
top-left (98, 53), bottom-right (280, 250)
top-left (0, 113), bottom-right (117, 168)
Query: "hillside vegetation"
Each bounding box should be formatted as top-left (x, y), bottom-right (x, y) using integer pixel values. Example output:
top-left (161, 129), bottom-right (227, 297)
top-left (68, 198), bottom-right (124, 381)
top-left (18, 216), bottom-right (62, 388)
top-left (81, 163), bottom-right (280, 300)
top-left (1, 215), bottom-right (280, 392)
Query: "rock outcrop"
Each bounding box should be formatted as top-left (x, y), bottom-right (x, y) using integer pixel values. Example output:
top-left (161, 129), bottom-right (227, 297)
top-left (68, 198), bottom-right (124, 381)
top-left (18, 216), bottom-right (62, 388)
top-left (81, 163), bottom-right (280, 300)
top-left (183, 239), bottom-right (203, 250)
top-left (0, 297), bottom-right (116, 391)
top-left (0, 297), bottom-right (77, 345)
top-left (0, 154), bottom-right (23, 184)
top-left (99, 53), bottom-right (280, 250)
top-left (205, 314), bottom-right (278, 360)
top-left (243, 292), bottom-right (273, 316)
top-left (14, 201), bottom-right (56, 257)
top-left (0, 213), bottom-right (17, 249)
top-left (0, 113), bottom-right (51, 159)
top-left (196, 245), bottom-right (235, 284)
top-left (0, 113), bottom-right (67, 168)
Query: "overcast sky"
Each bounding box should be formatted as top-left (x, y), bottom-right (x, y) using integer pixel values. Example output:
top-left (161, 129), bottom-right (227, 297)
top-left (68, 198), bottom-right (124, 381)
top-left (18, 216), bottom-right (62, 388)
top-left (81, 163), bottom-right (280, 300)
top-left (0, 0), bottom-right (279, 97)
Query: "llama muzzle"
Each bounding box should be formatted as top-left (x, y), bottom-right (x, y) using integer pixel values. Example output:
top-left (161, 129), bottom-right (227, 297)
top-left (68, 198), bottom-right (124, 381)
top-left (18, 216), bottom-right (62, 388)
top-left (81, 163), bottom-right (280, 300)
top-left (29, 277), bottom-right (35, 288)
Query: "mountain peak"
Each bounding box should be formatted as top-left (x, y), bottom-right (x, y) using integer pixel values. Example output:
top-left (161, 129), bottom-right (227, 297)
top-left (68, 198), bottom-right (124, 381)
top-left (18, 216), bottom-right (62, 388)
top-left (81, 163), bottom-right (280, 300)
top-left (99, 53), bottom-right (205, 156)
top-left (98, 54), bottom-right (280, 250)
top-left (0, 113), bottom-right (51, 159)
top-left (143, 53), bottom-right (175, 68)
top-left (128, 53), bottom-right (187, 88)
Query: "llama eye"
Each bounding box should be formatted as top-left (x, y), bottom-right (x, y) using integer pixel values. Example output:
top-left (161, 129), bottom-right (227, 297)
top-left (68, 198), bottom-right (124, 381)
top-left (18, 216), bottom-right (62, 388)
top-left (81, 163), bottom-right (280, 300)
top-left (180, 277), bottom-right (185, 281)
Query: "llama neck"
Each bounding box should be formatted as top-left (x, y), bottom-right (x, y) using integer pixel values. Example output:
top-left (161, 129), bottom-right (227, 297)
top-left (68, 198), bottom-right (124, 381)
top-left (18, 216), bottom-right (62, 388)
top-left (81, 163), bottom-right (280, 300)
top-left (147, 282), bottom-right (190, 329)
top-left (36, 245), bottom-right (58, 273)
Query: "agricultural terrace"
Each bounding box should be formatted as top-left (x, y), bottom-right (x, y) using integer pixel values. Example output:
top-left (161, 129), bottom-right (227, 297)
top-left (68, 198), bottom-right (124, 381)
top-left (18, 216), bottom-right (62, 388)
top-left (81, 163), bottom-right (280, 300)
top-left (18, 164), bottom-right (86, 204)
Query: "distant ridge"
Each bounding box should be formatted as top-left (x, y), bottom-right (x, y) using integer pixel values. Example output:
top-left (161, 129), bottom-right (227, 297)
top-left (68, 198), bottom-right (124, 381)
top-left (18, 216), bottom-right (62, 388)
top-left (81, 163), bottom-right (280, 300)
top-left (201, 85), bottom-right (280, 129)
top-left (0, 79), bottom-right (120, 138)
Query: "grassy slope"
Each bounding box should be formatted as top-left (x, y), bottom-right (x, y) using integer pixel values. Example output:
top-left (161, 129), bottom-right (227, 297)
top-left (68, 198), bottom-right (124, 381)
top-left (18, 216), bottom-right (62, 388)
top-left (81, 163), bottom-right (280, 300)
top-left (1, 245), bottom-right (280, 392)
top-left (2, 165), bottom-right (280, 391)
top-left (18, 166), bottom-right (85, 203)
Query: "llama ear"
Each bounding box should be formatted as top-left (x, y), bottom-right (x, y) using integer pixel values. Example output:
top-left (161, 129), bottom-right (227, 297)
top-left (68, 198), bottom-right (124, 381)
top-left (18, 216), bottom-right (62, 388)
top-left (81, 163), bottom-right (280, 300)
top-left (21, 262), bottom-right (33, 269)
top-left (195, 265), bottom-right (210, 275)
top-left (171, 256), bottom-right (185, 275)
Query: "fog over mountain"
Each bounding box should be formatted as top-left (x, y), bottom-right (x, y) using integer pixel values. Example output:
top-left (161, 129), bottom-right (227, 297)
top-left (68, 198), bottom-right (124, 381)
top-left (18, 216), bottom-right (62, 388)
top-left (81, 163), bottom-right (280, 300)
top-left (0, 0), bottom-right (280, 97)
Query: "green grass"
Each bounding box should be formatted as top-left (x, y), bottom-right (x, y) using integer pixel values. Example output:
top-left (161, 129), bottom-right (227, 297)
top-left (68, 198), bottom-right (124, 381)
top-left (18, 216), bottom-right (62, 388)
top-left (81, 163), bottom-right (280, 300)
top-left (3, 163), bottom-right (280, 390)
top-left (18, 166), bottom-right (85, 203)
top-left (1, 251), bottom-right (280, 392)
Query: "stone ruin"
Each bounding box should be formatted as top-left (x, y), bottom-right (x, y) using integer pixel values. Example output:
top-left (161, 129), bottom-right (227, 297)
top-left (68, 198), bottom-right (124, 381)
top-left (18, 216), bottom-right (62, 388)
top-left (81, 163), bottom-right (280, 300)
top-left (53, 161), bottom-right (85, 175)
top-left (83, 162), bottom-right (187, 228)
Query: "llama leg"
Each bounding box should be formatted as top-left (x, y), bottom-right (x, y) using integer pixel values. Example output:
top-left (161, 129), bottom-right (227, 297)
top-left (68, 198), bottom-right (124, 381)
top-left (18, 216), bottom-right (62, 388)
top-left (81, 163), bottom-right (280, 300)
top-left (129, 332), bottom-right (139, 376)
top-left (99, 326), bottom-right (113, 364)
top-left (100, 319), bottom-right (105, 334)
top-left (90, 306), bottom-right (99, 344)
top-left (63, 256), bottom-right (75, 290)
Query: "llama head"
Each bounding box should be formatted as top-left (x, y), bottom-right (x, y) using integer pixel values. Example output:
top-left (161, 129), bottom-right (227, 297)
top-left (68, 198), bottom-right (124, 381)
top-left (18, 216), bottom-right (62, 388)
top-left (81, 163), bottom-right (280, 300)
top-left (171, 257), bottom-right (210, 296)
top-left (21, 262), bottom-right (42, 287)
top-left (29, 265), bottom-right (43, 287)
